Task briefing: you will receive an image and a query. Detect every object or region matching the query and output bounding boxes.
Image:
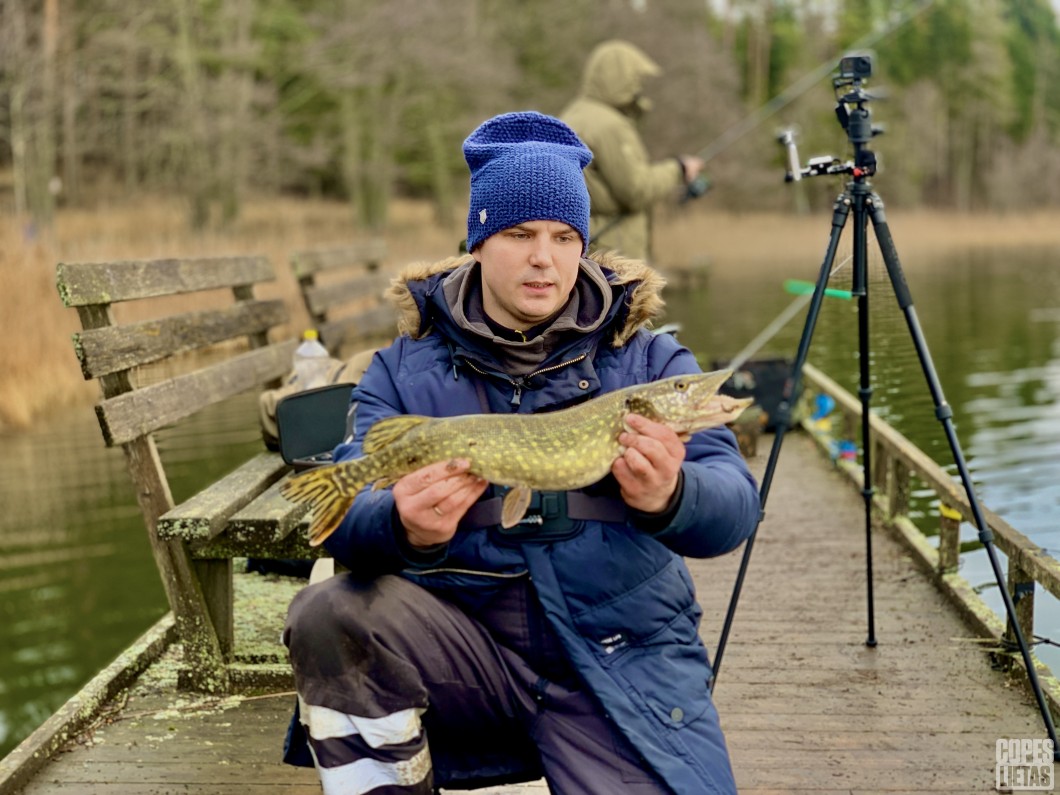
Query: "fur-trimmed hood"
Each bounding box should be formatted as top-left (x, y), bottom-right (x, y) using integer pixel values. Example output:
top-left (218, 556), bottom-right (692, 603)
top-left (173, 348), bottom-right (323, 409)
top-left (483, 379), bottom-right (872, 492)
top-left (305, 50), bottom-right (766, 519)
top-left (383, 249), bottom-right (665, 348)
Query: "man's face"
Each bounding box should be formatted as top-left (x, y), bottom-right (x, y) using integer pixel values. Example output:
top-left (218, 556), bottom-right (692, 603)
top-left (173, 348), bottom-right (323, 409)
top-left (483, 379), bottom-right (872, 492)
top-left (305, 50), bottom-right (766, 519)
top-left (474, 220), bottom-right (583, 331)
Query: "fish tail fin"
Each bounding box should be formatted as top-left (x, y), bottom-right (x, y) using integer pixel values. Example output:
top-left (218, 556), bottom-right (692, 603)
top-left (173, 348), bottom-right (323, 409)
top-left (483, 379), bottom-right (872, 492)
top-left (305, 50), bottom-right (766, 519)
top-left (280, 464), bottom-right (367, 547)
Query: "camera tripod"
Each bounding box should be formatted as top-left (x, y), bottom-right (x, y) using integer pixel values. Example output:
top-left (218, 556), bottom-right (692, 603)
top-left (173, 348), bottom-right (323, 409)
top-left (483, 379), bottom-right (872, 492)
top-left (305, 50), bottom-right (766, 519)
top-left (708, 56), bottom-right (1060, 755)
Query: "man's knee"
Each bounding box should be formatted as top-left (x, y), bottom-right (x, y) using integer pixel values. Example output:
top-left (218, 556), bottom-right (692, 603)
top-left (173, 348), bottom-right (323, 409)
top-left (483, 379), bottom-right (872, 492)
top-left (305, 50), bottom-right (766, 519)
top-left (286, 573), bottom-right (402, 647)
top-left (285, 574), bottom-right (438, 677)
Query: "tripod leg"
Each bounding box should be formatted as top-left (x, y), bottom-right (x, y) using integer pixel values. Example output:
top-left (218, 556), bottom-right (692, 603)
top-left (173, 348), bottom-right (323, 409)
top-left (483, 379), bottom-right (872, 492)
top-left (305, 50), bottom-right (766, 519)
top-left (711, 194), bottom-right (851, 690)
top-left (851, 190), bottom-right (878, 648)
top-left (867, 196), bottom-right (1060, 754)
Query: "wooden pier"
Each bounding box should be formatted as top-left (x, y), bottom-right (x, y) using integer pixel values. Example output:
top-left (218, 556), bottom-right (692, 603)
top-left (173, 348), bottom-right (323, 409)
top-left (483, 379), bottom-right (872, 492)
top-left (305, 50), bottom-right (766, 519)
top-left (4, 428), bottom-right (1050, 794)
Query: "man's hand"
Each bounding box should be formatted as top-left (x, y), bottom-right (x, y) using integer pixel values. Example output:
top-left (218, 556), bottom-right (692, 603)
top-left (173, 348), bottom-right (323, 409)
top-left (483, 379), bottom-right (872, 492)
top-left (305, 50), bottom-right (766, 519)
top-left (393, 459), bottom-right (488, 549)
top-left (612, 413), bottom-right (686, 514)
top-left (679, 154), bottom-right (705, 184)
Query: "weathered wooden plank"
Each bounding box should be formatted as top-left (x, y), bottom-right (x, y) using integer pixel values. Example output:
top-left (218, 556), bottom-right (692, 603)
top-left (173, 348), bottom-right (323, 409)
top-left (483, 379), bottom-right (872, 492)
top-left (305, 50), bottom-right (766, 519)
top-left (225, 478), bottom-right (309, 542)
top-left (74, 301), bottom-right (288, 379)
top-left (232, 648), bottom-right (290, 665)
top-left (96, 341), bottom-right (297, 446)
top-left (302, 271), bottom-right (390, 315)
top-left (192, 525), bottom-right (321, 560)
top-left (196, 559), bottom-right (234, 659)
top-left (319, 304), bottom-right (396, 345)
top-left (178, 662), bottom-right (293, 693)
top-left (227, 663), bottom-right (294, 691)
top-left (57, 256), bottom-right (275, 307)
top-left (120, 435), bottom-right (230, 693)
top-left (290, 240), bottom-right (387, 278)
top-left (728, 728), bottom-right (1025, 752)
top-left (23, 761), bottom-right (316, 785)
top-left (713, 664), bottom-right (999, 687)
top-left (721, 711), bottom-right (1038, 733)
top-left (733, 764), bottom-right (999, 789)
top-left (19, 785), bottom-right (321, 794)
top-left (158, 453), bottom-right (290, 542)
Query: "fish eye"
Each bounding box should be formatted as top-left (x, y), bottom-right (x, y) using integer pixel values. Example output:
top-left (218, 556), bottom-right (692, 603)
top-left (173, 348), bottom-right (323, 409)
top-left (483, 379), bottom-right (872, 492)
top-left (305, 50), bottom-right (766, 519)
top-left (674, 380), bottom-right (688, 391)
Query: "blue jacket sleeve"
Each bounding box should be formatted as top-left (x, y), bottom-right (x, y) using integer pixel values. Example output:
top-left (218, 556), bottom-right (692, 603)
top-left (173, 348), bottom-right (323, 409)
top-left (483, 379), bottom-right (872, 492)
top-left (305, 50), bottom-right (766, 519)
top-left (321, 342), bottom-right (430, 575)
top-left (640, 333), bottom-right (761, 558)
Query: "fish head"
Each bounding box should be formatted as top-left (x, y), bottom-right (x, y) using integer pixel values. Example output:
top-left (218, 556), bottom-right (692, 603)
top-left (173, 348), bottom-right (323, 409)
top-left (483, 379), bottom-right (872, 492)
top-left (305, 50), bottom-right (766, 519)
top-left (625, 370), bottom-right (753, 439)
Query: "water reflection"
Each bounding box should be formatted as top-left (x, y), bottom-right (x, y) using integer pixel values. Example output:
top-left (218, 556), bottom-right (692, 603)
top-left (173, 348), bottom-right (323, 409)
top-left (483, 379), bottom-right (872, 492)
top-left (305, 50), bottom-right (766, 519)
top-left (0, 392), bottom-right (264, 758)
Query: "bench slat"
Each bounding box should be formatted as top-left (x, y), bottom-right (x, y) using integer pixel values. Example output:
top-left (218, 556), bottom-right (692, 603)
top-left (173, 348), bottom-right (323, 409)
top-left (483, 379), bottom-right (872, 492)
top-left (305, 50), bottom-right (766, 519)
top-left (227, 479), bottom-right (310, 543)
top-left (303, 272), bottom-right (390, 316)
top-left (192, 522), bottom-right (320, 559)
top-left (74, 300), bottom-right (288, 379)
top-left (320, 307), bottom-right (396, 349)
top-left (291, 242), bottom-right (387, 278)
top-left (57, 256), bottom-right (275, 307)
top-left (159, 453), bottom-right (290, 541)
top-left (97, 341), bottom-right (297, 446)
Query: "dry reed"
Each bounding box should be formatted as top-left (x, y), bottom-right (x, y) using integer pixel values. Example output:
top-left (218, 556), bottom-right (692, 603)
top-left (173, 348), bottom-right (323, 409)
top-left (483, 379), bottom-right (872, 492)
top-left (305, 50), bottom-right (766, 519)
top-left (2, 196), bottom-right (1058, 433)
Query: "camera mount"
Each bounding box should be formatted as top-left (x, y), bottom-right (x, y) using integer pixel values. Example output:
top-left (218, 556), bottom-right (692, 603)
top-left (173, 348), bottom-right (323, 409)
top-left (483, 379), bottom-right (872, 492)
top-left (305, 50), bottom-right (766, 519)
top-left (780, 53), bottom-right (884, 183)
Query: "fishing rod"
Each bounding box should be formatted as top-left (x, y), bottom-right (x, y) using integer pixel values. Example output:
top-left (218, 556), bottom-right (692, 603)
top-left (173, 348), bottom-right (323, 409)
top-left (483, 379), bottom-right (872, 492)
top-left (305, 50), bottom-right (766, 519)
top-left (593, 0), bottom-right (936, 242)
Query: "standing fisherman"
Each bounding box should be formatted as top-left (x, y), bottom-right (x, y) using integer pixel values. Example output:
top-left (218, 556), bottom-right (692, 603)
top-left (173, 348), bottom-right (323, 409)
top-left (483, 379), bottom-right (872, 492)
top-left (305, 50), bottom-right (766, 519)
top-left (282, 111), bottom-right (759, 794)
top-left (561, 40), bottom-right (705, 262)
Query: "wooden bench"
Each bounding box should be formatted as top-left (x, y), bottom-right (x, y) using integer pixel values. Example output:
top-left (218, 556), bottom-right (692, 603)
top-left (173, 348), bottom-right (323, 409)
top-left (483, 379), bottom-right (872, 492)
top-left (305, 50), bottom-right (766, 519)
top-left (290, 239), bottom-right (393, 356)
top-left (56, 255), bottom-right (323, 692)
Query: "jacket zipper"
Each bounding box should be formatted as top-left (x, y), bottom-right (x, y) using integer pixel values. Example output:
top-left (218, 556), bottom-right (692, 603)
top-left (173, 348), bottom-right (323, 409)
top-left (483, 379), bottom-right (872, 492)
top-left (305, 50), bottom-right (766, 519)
top-left (464, 353), bottom-right (588, 407)
top-left (405, 567), bottom-right (529, 579)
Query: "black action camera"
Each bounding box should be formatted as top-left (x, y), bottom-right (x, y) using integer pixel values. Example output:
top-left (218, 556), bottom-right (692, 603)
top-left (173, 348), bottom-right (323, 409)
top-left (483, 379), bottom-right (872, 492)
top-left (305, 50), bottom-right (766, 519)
top-left (838, 54), bottom-right (873, 81)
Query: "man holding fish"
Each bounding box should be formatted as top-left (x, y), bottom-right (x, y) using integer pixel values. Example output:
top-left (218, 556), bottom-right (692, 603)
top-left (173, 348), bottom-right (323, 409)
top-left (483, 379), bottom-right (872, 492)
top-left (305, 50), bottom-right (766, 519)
top-left (281, 110), bottom-right (760, 794)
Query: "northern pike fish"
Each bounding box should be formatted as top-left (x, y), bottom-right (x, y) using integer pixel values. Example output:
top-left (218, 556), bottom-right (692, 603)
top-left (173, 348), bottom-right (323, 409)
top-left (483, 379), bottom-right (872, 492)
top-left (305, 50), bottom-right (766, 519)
top-left (280, 369), bottom-right (752, 546)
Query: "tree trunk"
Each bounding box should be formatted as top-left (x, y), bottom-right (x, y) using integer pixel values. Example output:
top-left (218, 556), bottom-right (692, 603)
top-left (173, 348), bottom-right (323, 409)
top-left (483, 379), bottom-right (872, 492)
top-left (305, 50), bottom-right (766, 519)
top-left (174, 0), bottom-right (214, 229)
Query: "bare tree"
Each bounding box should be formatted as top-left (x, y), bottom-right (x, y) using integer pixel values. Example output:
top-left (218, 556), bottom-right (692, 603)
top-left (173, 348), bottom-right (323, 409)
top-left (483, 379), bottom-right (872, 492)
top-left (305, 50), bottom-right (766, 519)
top-left (2, 0), bottom-right (58, 232)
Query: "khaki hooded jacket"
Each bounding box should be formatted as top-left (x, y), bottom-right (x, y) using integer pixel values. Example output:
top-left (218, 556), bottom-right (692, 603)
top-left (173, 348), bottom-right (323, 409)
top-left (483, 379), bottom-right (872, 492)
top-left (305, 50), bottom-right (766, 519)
top-left (560, 40), bottom-right (685, 261)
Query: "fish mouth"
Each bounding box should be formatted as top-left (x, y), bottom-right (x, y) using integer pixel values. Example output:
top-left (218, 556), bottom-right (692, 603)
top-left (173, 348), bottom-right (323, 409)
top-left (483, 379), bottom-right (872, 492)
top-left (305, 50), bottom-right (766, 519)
top-left (687, 394), bottom-right (754, 434)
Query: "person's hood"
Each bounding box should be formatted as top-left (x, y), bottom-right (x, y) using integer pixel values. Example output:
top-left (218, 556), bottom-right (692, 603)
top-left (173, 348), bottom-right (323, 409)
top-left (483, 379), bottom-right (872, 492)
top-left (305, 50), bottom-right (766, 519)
top-left (580, 39), bottom-right (662, 111)
top-left (384, 249), bottom-right (665, 349)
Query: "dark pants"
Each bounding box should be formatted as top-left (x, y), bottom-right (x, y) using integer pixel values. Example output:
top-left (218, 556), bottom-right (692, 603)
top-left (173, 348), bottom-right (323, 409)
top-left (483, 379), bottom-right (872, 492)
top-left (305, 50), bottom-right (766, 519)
top-left (283, 573), bottom-right (671, 795)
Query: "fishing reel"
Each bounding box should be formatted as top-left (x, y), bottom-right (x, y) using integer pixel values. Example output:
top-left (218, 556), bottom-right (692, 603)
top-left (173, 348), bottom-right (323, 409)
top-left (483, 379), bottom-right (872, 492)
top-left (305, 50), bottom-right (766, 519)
top-left (684, 174), bottom-right (712, 201)
top-left (778, 52), bottom-right (885, 183)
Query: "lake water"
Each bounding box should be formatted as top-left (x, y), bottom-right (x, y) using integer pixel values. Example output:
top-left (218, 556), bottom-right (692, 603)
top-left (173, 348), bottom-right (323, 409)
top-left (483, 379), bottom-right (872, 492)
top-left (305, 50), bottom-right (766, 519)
top-left (2, 239), bottom-right (1060, 758)
top-left (0, 396), bottom-right (265, 758)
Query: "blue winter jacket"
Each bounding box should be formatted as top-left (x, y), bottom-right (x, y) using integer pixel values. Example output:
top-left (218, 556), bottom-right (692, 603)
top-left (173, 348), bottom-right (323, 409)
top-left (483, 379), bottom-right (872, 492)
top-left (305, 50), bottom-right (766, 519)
top-left (316, 252), bottom-right (760, 794)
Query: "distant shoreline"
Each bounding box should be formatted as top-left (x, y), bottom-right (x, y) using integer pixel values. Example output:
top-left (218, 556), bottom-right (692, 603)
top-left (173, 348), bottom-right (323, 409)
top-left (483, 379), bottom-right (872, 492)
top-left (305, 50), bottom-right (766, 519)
top-left (656, 207), bottom-right (1060, 273)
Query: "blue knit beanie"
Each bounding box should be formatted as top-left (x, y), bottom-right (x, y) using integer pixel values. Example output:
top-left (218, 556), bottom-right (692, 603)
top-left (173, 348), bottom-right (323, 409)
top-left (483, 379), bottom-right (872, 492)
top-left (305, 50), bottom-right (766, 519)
top-left (464, 111), bottom-right (593, 254)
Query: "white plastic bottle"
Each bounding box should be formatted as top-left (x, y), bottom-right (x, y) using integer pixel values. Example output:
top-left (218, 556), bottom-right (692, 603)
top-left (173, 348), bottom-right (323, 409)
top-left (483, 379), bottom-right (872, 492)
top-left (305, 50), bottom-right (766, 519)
top-left (293, 329), bottom-right (330, 389)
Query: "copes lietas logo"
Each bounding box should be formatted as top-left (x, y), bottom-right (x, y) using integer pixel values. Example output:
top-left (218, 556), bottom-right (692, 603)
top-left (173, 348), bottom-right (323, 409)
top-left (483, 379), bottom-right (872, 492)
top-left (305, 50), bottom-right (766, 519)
top-left (996, 738), bottom-right (1054, 792)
